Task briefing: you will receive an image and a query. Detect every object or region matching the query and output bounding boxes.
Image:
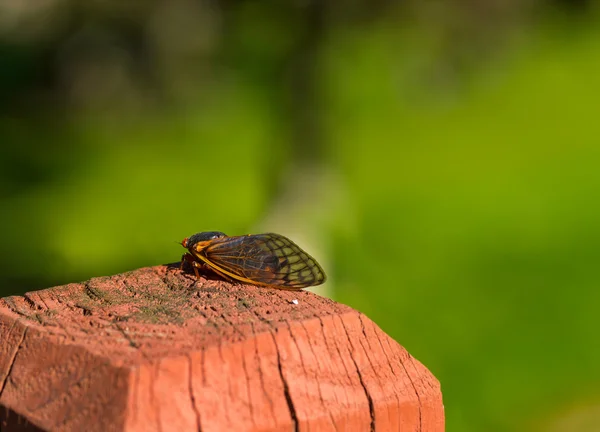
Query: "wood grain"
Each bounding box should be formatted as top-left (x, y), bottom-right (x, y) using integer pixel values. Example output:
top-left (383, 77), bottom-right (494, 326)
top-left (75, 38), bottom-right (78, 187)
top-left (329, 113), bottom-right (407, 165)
top-left (0, 265), bottom-right (444, 431)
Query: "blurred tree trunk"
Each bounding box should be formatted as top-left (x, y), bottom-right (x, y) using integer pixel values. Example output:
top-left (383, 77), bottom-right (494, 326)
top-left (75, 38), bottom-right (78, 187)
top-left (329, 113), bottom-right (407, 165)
top-left (257, 0), bottom-right (339, 295)
top-left (285, 0), bottom-right (326, 164)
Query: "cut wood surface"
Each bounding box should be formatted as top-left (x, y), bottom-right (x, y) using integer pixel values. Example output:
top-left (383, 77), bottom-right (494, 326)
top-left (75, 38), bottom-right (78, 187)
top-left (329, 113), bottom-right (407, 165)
top-left (0, 264), bottom-right (444, 432)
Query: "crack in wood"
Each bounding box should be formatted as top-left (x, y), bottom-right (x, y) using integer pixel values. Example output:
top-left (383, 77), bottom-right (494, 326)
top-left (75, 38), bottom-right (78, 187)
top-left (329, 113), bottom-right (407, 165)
top-left (219, 313), bottom-right (246, 341)
top-left (131, 366), bottom-right (140, 428)
top-left (250, 323), bottom-right (276, 424)
top-left (187, 354), bottom-right (203, 432)
top-left (0, 324), bottom-right (27, 400)
top-left (22, 294), bottom-right (38, 311)
top-left (285, 322), bottom-right (311, 411)
top-left (151, 361), bottom-right (163, 432)
top-left (317, 317), bottom-right (350, 412)
top-left (357, 314), bottom-right (397, 427)
top-left (271, 331), bottom-right (299, 432)
top-left (83, 281), bottom-right (102, 303)
top-left (1, 297), bottom-right (28, 318)
top-left (217, 343), bottom-right (234, 427)
top-left (371, 323), bottom-right (404, 398)
top-left (339, 316), bottom-right (375, 432)
top-left (375, 321), bottom-right (424, 432)
top-left (38, 294), bottom-right (50, 318)
top-left (299, 321), bottom-right (339, 431)
top-left (394, 345), bottom-right (424, 432)
top-left (113, 322), bottom-right (142, 351)
top-left (200, 349), bottom-right (208, 388)
top-left (0, 316), bottom-right (19, 382)
top-left (239, 340), bottom-right (256, 430)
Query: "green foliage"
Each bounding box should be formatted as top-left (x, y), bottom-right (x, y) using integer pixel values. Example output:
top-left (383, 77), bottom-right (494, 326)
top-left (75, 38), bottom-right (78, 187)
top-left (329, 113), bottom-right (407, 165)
top-left (0, 84), bottom-right (283, 289)
top-left (323, 22), bottom-right (600, 432)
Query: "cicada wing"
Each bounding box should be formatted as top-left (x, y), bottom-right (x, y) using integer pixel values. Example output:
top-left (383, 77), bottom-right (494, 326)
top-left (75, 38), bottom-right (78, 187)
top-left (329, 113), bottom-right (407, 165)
top-left (203, 233), bottom-right (326, 289)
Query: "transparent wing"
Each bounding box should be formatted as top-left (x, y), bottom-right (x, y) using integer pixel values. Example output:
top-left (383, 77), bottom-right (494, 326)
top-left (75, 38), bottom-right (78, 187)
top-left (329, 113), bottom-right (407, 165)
top-left (202, 233), bottom-right (326, 289)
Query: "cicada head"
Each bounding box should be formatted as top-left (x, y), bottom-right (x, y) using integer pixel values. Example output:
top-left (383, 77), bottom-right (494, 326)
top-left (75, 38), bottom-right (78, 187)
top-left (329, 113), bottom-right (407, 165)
top-left (182, 231), bottom-right (227, 249)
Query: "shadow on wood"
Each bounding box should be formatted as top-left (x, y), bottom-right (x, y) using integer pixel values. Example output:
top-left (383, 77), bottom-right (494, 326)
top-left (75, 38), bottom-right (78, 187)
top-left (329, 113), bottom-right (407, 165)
top-left (1, 406), bottom-right (45, 432)
top-left (0, 265), bottom-right (444, 432)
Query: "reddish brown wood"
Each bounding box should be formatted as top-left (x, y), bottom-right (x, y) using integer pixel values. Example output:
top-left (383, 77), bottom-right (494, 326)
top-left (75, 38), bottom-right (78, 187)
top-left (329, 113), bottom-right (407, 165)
top-left (0, 265), bottom-right (444, 432)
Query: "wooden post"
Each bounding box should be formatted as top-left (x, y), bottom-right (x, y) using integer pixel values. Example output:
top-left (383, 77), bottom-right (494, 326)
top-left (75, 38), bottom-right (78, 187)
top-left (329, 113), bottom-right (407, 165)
top-left (0, 265), bottom-right (444, 432)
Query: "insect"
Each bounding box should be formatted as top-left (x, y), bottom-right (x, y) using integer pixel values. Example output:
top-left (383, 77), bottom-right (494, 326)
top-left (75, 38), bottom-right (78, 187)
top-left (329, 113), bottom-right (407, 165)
top-left (179, 231), bottom-right (326, 290)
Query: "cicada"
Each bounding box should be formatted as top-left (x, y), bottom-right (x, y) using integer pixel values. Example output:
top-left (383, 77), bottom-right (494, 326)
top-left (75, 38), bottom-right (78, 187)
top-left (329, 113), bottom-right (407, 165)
top-left (180, 231), bottom-right (326, 290)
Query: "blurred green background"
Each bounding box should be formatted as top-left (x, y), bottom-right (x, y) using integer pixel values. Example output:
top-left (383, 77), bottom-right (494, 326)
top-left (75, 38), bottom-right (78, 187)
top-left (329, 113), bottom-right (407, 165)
top-left (2, 0), bottom-right (600, 430)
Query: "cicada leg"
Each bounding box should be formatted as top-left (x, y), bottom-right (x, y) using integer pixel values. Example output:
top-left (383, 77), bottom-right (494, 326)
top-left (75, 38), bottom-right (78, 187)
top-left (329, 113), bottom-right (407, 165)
top-left (180, 253), bottom-right (203, 278)
top-left (181, 253), bottom-right (197, 270)
top-left (190, 261), bottom-right (202, 279)
top-left (181, 252), bottom-right (238, 283)
top-left (181, 253), bottom-right (222, 279)
top-left (205, 265), bottom-right (237, 284)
